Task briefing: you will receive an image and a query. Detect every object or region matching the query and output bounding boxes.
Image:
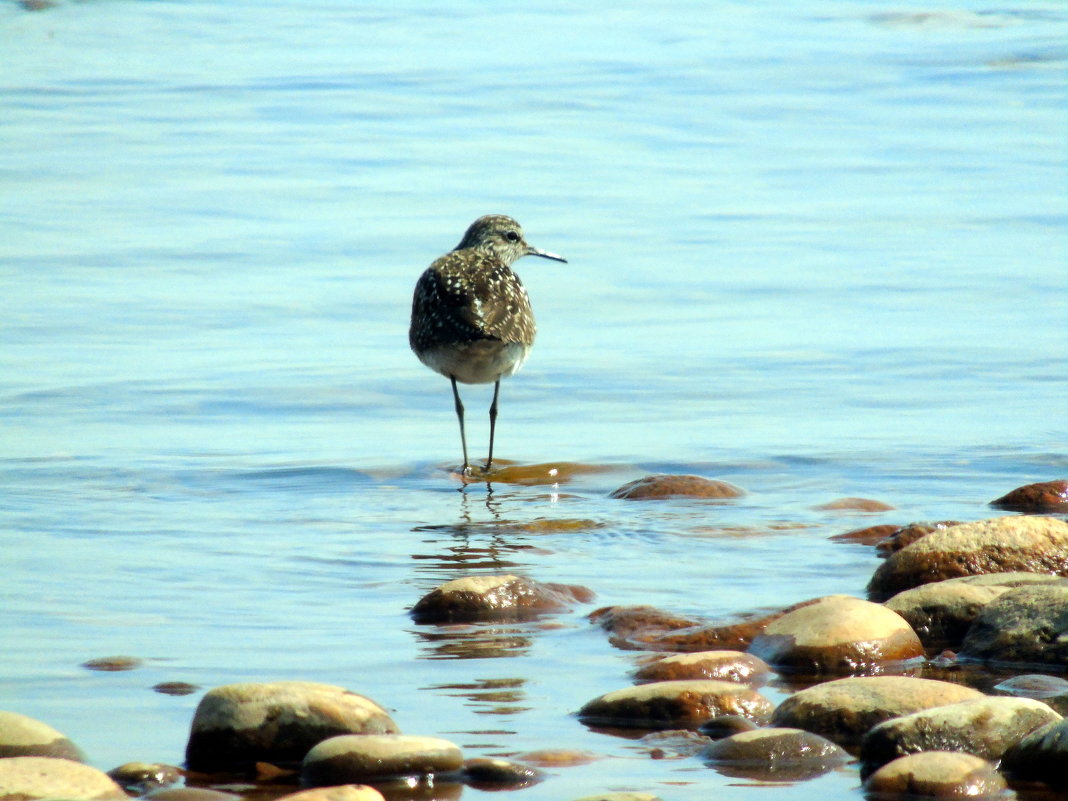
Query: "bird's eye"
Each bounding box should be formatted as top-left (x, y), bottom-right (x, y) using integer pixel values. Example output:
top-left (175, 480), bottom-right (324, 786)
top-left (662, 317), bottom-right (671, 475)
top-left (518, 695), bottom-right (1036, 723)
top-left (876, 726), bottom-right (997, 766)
top-left (505, 231), bottom-right (520, 243)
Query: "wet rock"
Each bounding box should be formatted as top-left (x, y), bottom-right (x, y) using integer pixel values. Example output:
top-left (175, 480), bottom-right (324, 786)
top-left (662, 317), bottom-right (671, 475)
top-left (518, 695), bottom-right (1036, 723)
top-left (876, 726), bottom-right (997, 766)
top-left (875, 521), bottom-right (964, 556)
top-left (153, 682), bottom-right (200, 696)
top-left (0, 710), bottom-right (85, 761)
top-left (815, 497), bottom-right (895, 512)
top-left (859, 696), bottom-right (1061, 776)
top-left (145, 789), bottom-right (240, 801)
top-left (0, 756), bottom-right (126, 800)
top-left (301, 734), bottom-right (462, 785)
top-left (81, 655), bottom-right (142, 671)
top-left (748, 595), bottom-right (923, 676)
top-left (770, 676), bottom-right (983, 747)
top-left (107, 762), bottom-right (182, 793)
top-left (863, 751), bottom-right (1007, 799)
top-left (274, 787), bottom-right (385, 801)
top-left (589, 605), bottom-right (702, 645)
top-left (461, 757), bottom-right (543, 789)
top-left (635, 729), bottom-right (709, 759)
top-left (1001, 718), bottom-right (1068, 790)
top-left (568, 795), bottom-right (663, 801)
top-left (884, 572), bottom-right (1060, 649)
top-left (867, 516), bottom-right (1068, 601)
top-left (577, 679), bottom-right (773, 730)
top-left (633, 650), bottom-right (769, 684)
top-left (958, 581), bottom-right (1068, 666)
top-left (698, 715), bottom-right (759, 738)
top-left (702, 727), bottom-right (850, 781)
top-left (995, 673), bottom-right (1068, 706)
top-left (410, 574), bottom-right (593, 623)
top-left (516, 748), bottom-right (599, 767)
top-left (651, 611), bottom-right (785, 652)
top-left (609, 474), bottom-right (744, 500)
top-left (830, 524), bottom-right (899, 545)
top-left (990, 479), bottom-right (1068, 513)
top-left (185, 681), bottom-right (399, 772)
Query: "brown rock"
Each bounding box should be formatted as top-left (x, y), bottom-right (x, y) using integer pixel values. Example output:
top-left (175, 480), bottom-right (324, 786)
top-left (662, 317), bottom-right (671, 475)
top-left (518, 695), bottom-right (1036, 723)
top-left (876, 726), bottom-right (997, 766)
top-left (1001, 718), bottom-right (1068, 790)
top-left (410, 574), bottom-right (593, 623)
top-left (301, 734), bottom-right (462, 785)
top-left (650, 610), bottom-right (785, 652)
top-left (875, 521), bottom-right (964, 556)
top-left (702, 727), bottom-right (849, 781)
top-left (0, 711), bottom-right (85, 761)
top-left (867, 516), bottom-right (1068, 601)
top-left (185, 681), bottom-right (399, 772)
top-left (749, 595), bottom-right (923, 676)
top-left (991, 479), bottom-right (1068, 513)
top-left (274, 787), bottom-right (385, 801)
top-left (958, 581), bottom-right (1068, 665)
top-left (697, 714), bottom-right (759, 738)
top-left (830, 524), bottom-right (899, 545)
top-left (885, 572), bottom-right (1060, 649)
top-left (609, 474), bottom-right (744, 500)
top-left (859, 696), bottom-right (1062, 775)
top-left (0, 756), bottom-right (126, 800)
top-left (461, 757), bottom-right (543, 789)
top-left (815, 497), bottom-right (895, 512)
top-left (864, 751), bottom-right (1006, 798)
top-left (578, 680), bottom-right (773, 730)
top-left (771, 676), bottom-right (984, 747)
top-left (633, 651), bottom-right (769, 685)
top-left (106, 762), bottom-right (182, 793)
top-left (81, 655), bottom-right (142, 672)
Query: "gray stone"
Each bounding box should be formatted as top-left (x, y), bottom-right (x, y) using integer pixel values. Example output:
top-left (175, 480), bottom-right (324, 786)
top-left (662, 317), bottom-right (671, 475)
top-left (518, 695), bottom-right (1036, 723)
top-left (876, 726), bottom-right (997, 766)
top-left (301, 734), bottom-right (463, 785)
top-left (1001, 718), bottom-right (1068, 790)
top-left (959, 581), bottom-right (1068, 666)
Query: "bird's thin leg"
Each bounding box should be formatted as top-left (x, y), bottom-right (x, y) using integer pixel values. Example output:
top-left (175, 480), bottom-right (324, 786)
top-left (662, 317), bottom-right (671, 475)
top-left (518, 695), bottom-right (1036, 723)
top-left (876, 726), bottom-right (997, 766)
top-left (486, 378), bottom-right (501, 471)
top-left (450, 376), bottom-right (469, 473)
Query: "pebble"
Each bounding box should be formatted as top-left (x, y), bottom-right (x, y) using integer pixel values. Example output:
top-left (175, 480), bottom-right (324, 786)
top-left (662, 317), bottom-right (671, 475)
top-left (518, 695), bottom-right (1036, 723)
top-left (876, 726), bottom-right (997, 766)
top-left (990, 479), bottom-right (1068, 513)
top-left (0, 710), bottom-right (85, 761)
top-left (771, 676), bottom-right (983, 746)
top-left (578, 679), bottom-right (773, 730)
top-left (516, 748), bottom-right (599, 767)
top-left (863, 751), bottom-right (1007, 799)
top-left (867, 516), bottom-right (1068, 601)
top-left (815, 497), bottom-right (895, 512)
top-left (300, 734), bottom-right (462, 785)
top-left (0, 756), bottom-right (127, 800)
top-left (153, 682), bottom-right (200, 696)
top-left (633, 651), bottom-right (769, 684)
top-left (748, 594), bottom-right (923, 675)
top-left (80, 655), bottom-right (142, 671)
top-left (701, 727), bottom-right (849, 781)
top-left (859, 695), bottom-right (1062, 776)
top-left (590, 604), bottom-right (779, 651)
top-left (829, 523), bottom-right (899, 545)
top-left (1000, 718), bottom-right (1068, 790)
top-left (461, 757), bottom-right (543, 789)
top-left (884, 572), bottom-right (1060, 649)
top-left (106, 762), bottom-right (182, 793)
top-left (273, 786), bottom-right (385, 801)
top-left (185, 681), bottom-right (398, 772)
top-left (958, 581), bottom-right (1068, 665)
top-left (410, 574), bottom-right (593, 623)
top-left (609, 474), bottom-right (744, 500)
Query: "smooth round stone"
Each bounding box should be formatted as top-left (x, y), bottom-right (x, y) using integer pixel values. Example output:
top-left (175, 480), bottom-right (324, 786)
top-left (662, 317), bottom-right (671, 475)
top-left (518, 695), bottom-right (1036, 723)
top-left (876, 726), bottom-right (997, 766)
top-left (875, 521), bottom-right (964, 556)
top-left (990, 479), bottom-right (1068, 513)
top-left (830, 523), bottom-right (899, 545)
top-left (410, 574), bottom-right (593, 623)
top-left (702, 727), bottom-right (849, 781)
top-left (461, 757), bottom-right (543, 789)
top-left (771, 676), bottom-right (984, 747)
top-left (633, 651), bottom-right (769, 685)
top-left (867, 516), bottom-right (1068, 601)
top-left (516, 748), bottom-right (599, 767)
top-left (0, 710), bottom-right (85, 761)
top-left (609, 474), bottom-right (744, 500)
top-left (748, 595), bottom-right (923, 675)
top-left (301, 734), bottom-right (463, 785)
top-left (568, 795), bottom-right (663, 801)
top-left (815, 497), bottom-right (895, 512)
top-left (959, 581), bottom-right (1068, 665)
top-left (863, 751), bottom-right (1007, 798)
top-left (0, 756), bottom-right (127, 800)
top-left (145, 789), bottom-right (240, 801)
top-left (859, 696), bottom-right (1062, 775)
top-left (107, 762), bottom-right (182, 793)
top-left (578, 680), bottom-right (773, 730)
top-left (153, 682), bottom-right (199, 696)
top-left (885, 572), bottom-right (1060, 649)
top-left (1001, 718), bottom-right (1068, 790)
top-left (698, 715), bottom-right (760, 738)
top-left (81, 655), bottom-right (142, 671)
top-left (274, 786), bottom-right (386, 801)
top-left (185, 681), bottom-right (398, 772)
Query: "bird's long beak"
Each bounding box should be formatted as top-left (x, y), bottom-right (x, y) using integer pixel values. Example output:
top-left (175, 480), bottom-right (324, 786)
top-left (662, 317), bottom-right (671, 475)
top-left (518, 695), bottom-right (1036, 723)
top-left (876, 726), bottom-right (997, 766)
top-left (527, 246), bottom-right (567, 263)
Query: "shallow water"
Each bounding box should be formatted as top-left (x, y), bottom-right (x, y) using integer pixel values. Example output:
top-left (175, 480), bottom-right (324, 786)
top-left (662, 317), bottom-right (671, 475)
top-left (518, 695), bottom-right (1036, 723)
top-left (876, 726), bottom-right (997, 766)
top-left (2, 0), bottom-right (1067, 799)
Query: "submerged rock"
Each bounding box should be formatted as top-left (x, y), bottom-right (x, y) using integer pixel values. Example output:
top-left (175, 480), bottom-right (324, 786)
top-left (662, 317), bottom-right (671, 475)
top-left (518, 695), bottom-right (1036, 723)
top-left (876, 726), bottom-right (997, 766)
top-left (609, 474), bottom-right (744, 500)
top-left (815, 497), bottom-right (895, 512)
top-left (274, 787), bottom-right (385, 801)
top-left (1001, 718), bottom-right (1068, 790)
top-left (874, 521), bottom-right (963, 556)
top-left (748, 595), bottom-right (922, 676)
top-left (863, 751), bottom-right (1007, 799)
top-left (185, 681), bottom-right (398, 772)
top-left (301, 734), bottom-right (462, 785)
top-left (578, 680), bottom-right (772, 730)
top-left (702, 727), bottom-right (849, 781)
top-left (461, 757), bottom-right (543, 789)
top-left (990, 479), bottom-right (1068, 513)
top-left (633, 651), bottom-right (769, 684)
top-left (958, 581), bottom-right (1068, 666)
top-left (867, 516), bottom-right (1068, 601)
top-left (411, 574), bottom-right (592, 623)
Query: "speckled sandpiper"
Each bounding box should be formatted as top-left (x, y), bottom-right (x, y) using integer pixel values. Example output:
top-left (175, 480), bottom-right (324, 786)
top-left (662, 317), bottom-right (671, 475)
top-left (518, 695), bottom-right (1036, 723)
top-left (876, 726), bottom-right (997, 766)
top-left (409, 214), bottom-right (567, 474)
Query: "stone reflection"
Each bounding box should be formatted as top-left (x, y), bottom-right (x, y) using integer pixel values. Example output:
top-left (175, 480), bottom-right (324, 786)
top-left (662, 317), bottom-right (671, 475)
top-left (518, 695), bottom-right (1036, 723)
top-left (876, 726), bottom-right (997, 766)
top-left (410, 624), bottom-right (534, 660)
top-left (422, 677), bottom-right (531, 716)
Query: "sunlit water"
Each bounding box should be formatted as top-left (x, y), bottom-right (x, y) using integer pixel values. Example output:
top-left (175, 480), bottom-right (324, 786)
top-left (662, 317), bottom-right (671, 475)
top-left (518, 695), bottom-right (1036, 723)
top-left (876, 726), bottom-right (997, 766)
top-left (2, 1), bottom-right (1066, 799)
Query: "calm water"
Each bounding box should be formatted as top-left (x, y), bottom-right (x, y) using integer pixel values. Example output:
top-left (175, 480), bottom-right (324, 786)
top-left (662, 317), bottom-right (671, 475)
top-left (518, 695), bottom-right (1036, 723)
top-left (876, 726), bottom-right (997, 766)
top-left (2, 1), bottom-right (1066, 798)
